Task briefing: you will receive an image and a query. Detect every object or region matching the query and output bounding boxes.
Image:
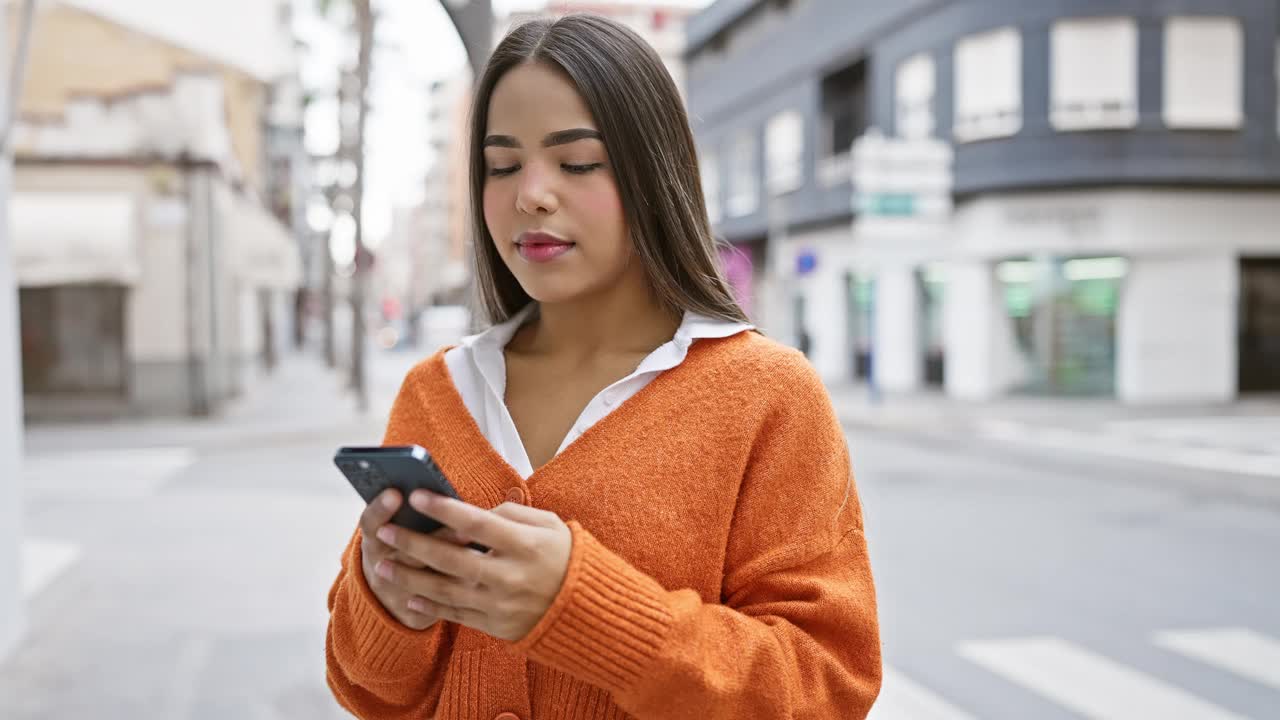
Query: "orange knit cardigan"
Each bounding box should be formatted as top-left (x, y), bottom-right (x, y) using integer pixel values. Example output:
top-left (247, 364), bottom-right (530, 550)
top-left (325, 331), bottom-right (881, 719)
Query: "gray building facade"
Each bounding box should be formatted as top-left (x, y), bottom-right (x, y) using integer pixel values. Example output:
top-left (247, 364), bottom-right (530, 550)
top-left (688, 0), bottom-right (1280, 402)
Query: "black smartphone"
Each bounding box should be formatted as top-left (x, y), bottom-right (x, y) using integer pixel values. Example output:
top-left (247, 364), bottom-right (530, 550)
top-left (334, 444), bottom-right (488, 552)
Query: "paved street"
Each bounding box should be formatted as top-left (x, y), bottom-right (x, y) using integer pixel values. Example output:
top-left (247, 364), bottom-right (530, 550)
top-left (856, 429), bottom-right (1280, 720)
top-left (2, 349), bottom-right (1278, 719)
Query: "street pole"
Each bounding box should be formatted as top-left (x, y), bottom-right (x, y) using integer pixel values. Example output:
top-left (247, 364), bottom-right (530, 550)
top-left (0, 134), bottom-right (22, 660)
top-left (438, 0), bottom-right (493, 78)
top-left (0, 0), bottom-right (37, 661)
top-left (347, 1), bottom-right (373, 413)
top-left (437, 0), bottom-right (492, 330)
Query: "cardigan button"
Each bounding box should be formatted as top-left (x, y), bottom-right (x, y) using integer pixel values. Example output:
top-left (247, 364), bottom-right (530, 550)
top-left (505, 486), bottom-right (528, 505)
top-left (494, 713), bottom-right (521, 720)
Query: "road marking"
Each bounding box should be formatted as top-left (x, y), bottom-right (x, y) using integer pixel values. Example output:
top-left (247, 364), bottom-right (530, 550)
top-left (24, 447), bottom-right (195, 499)
top-left (959, 636), bottom-right (1247, 720)
top-left (867, 665), bottom-right (980, 720)
top-left (977, 421), bottom-right (1280, 479)
top-left (1155, 627), bottom-right (1280, 691)
top-left (21, 538), bottom-right (82, 599)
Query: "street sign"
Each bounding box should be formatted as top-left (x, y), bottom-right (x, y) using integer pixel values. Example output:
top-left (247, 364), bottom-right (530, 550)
top-left (796, 249), bottom-right (818, 276)
top-left (850, 129), bottom-right (954, 219)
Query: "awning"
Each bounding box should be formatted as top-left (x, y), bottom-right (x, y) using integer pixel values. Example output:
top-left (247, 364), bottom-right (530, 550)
top-left (220, 186), bottom-right (302, 291)
top-left (10, 192), bottom-right (140, 287)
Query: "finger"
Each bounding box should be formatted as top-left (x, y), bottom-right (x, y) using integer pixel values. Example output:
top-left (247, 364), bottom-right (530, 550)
top-left (409, 491), bottom-right (531, 555)
top-left (376, 524), bottom-right (493, 583)
top-left (432, 526), bottom-right (473, 546)
top-left (397, 599), bottom-right (440, 629)
top-left (407, 594), bottom-right (487, 628)
top-left (490, 501), bottom-right (560, 528)
top-left (359, 489), bottom-right (402, 541)
top-left (389, 549), bottom-right (427, 570)
top-left (396, 565), bottom-right (487, 612)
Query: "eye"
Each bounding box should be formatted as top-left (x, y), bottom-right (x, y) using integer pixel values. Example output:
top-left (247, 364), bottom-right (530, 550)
top-left (488, 165), bottom-right (520, 177)
top-left (562, 163), bottom-right (603, 175)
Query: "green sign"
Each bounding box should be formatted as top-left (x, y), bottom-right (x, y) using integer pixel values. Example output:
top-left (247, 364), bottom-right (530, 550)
top-left (855, 192), bottom-right (916, 217)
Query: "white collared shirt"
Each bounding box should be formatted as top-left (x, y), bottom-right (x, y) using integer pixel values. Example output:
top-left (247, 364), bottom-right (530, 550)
top-left (444, 304), bottom-right (754, 479)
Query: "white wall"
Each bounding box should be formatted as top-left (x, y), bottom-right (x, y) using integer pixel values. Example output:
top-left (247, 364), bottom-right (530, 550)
top-left (952, 189), bottom-right (1280, 260)
top-left (873, 265), bottom-right (922, 392)
top-left (1118, 253), bottom-right (1237, 403)
top-left (945, 260), bottom-right (1000, 399)
top-left (788, 223), bottom-right (858, 381)
top-left (130, 195), bottom-right (189, 361)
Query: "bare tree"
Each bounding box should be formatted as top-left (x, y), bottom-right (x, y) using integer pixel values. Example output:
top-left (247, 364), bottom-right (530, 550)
top-left (316, 0), bottom-right (492, 412)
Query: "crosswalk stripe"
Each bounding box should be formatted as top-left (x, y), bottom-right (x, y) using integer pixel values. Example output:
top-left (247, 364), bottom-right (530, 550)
top-left (21, 538), bottom-right (82, 599)
top-left (867, 666), bottom-right (979, 720)
top-left (958, 636), bottom-right (1247, 720)
top-left (1155, 627), bottom-right (1280, 691)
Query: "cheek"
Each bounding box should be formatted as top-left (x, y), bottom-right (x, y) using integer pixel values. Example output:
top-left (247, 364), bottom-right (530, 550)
top-left (482, 183), bottom-right (512, 241)
top-left (577, 179), bottom-right (627, 245)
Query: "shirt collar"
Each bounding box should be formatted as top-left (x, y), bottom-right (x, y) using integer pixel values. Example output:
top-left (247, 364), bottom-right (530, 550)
top-left (460, 302), bottom-right (538, 351)
top-left (462, 303), bottom-right (753, 352)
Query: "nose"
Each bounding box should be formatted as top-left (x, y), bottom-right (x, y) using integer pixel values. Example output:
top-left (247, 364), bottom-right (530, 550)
top-left (515, 163), bottom-right (559, 216)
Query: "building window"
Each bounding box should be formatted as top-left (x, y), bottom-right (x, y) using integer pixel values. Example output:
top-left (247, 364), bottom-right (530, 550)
top-left (1164, 16), bottom-right (1244, 129)
top-left (895, 53), bottom-right (935, 139)
top-left (701, 149), bottom-right (721, 223)
top-left (727, 131), bottom-right (759, 217)
top-left (819, 59), bottom-right (867, 185)
top-left (954, 27), bottom-right (1022, 142)
top-left (1051, 17), bottom-right (1138, 130)
top-left (766, 111), bottom-right (804, 195)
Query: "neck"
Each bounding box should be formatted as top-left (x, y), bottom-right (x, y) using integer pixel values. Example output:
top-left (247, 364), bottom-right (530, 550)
top-left (515, 273), bottom-right (681, 361)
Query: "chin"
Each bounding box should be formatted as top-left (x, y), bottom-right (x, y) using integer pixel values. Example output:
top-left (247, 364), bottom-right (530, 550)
top-left (520, 284), bottom-right (589, 306)
top-left (514, 275), bottom-right (604, 307)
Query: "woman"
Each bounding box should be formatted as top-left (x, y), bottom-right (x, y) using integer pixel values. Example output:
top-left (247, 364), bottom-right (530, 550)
top-left (325, 13), bottom-right (881, 720)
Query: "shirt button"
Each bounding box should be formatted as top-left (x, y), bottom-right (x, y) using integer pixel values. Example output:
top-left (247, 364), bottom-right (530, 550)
top-left (603, 391), bottom-right (617, 407)
top-left (494, 713), bottom-right (520, 720)
top-left (505, 486), bottom-right (528, 505)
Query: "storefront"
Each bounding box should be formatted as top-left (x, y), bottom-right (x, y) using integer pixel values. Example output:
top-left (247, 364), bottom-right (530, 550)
top-left (997, 256), bottom-right (1126, 396)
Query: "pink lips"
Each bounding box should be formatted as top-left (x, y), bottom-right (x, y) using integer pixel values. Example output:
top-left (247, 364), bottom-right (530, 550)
top-left (516, 231), bottom-right (575, 264)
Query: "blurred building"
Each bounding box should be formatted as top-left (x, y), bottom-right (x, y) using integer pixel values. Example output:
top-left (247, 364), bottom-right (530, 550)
top-left (506, 1), bottom-right (700, 97)
top-left (9, 1), bottom-right (303, 419)
top-left (687, 0), bottom-right (1280, 404)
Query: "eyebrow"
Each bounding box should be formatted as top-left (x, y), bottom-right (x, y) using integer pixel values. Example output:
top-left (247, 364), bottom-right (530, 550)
top-left (483, 128), bottom-right (603, 149)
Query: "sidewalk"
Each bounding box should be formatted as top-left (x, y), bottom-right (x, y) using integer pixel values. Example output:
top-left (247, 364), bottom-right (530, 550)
top-left (828, 382), bottom-right (1280, 480)
top-left (6, 346), bottom-right (439, 720)
top-left (22, 345), bottom-right (426, 456)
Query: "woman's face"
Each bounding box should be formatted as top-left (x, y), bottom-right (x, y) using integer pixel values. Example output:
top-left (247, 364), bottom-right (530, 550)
top-left (482, 61), bottom-right (637, 306)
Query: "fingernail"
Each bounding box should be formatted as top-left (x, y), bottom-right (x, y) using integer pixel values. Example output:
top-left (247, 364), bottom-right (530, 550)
top-left (382, 493), bottom-right (398, 509)
top-left (376, 561), bottom-right (393, 580)
top-left (408, 598), bottom-right (427, 613)
top-left (411, 491), bottom-right (434, 510)
top-left (376, 527), bottom-right (395, 545)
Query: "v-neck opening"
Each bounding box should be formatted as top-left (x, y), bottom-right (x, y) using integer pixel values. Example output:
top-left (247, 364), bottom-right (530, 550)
top-left (432, 340), bottom-right (707, 489)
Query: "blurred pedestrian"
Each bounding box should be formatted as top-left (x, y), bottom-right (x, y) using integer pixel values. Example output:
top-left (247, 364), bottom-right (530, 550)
top-left (325, 13), bottom-right (880, 720)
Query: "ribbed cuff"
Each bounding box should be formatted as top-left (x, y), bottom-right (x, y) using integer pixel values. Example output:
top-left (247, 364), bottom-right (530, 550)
top-left (510, 522), bottom-right (673, 696)
top-left (339, 534), bottom-right (445, 678)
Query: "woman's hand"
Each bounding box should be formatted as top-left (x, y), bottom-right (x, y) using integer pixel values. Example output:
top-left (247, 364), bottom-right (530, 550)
top-left (358, 489), bottom-right (470, 630)
top-left (370, 490), bottom-right (573, 643)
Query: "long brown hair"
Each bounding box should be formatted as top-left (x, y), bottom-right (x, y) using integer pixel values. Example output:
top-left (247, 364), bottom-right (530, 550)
top-left (467, 13), bottom-right (750, 326)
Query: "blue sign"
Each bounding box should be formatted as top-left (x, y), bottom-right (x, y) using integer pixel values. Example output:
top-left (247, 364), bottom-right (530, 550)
top-left (796, 250), bottom-right (818, 276)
